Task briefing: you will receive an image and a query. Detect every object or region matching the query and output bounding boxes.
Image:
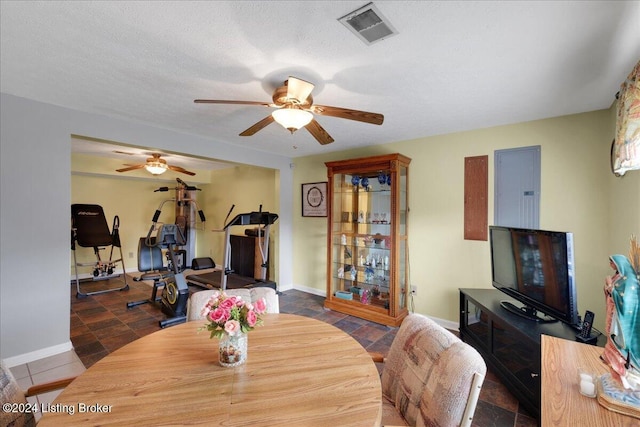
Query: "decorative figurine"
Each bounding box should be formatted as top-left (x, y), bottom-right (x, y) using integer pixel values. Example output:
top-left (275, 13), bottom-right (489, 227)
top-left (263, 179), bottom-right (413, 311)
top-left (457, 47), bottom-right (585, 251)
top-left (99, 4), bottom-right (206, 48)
top-left (599, 236), bottom-right (640, 418)
top-left (361, 288), bottom-right (371, 305)
top-left (365, 267), bottom-right (374, 283)
top-left (603, 246), bottom-right (640, 390)
top-left (360, 177), bottom-right (369, 191)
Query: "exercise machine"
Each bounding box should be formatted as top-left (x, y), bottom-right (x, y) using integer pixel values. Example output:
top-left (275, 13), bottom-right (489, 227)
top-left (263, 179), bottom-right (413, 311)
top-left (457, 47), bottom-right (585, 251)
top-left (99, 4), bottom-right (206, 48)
top-left (71, 204), bottom-right (129, 298)
top-left (221, 206), bottom-right (278, 290)
top-left (126, 224), bottom-right (189, 328)
top-left (126, 179), bottom-right (206, 328)
top-left (152, 177), bottom-right (206, 270)
top-left (186, 205), bottom-right (278, 291)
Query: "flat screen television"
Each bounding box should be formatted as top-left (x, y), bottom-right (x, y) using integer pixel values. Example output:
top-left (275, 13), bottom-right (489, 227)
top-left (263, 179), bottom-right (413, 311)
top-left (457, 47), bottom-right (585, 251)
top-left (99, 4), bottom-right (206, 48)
top-left (489, 225), bottom-right (580, 328)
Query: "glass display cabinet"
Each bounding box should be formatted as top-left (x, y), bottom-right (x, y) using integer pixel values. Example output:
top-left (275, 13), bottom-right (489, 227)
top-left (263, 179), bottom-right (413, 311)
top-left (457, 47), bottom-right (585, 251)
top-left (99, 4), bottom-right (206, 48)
top-left (324, 153), bottom-right (411, 326)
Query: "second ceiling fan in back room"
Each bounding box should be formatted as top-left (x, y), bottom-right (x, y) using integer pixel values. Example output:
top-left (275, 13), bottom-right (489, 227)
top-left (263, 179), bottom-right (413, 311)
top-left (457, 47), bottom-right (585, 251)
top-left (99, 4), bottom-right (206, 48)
top-left (116, 153), bottom-right (195, 176)
top-left (194, 76), bottom-right (384, 145)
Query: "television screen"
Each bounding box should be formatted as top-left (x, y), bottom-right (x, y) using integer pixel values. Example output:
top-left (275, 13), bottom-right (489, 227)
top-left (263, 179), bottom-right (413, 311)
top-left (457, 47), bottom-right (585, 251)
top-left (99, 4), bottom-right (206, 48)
top-left (490, 226), bottom-right (579, 327)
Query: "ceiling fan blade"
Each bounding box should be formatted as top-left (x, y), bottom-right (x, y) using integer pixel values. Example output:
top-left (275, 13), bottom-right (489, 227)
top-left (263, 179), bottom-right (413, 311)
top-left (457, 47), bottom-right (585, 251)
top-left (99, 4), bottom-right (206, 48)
top-left (287, 77), bottom-right (315, 103)
top-left (194, 99), bottom-right (274, 107)
top-left (167, 165), bottom-right (196, 176)
top-left (310, 105), bottom-right (384, 125)
top-left (239, 115), bottom-right (275, 136)
top-left (116, 164), bottom-right (146, 173)
top-left (305, 119), bottom-right (334, 145)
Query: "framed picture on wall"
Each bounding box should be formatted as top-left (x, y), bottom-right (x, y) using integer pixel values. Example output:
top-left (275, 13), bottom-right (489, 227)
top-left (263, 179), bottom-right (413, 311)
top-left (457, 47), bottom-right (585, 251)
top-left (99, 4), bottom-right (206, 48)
top-left (301, 182), bottom-right (328, 217)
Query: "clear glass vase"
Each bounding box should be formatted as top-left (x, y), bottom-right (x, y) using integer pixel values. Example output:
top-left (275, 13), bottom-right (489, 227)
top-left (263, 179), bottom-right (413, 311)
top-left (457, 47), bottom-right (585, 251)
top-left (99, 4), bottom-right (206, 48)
top-left (218, 332), bottom-right (247, 367)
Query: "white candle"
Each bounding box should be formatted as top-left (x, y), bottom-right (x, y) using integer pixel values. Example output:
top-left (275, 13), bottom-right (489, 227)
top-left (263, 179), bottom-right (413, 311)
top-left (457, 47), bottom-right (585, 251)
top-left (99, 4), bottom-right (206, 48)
top-left (579, 373), bottom-right (592, 382)
top-left (580, 379), bottom-right (595, 397)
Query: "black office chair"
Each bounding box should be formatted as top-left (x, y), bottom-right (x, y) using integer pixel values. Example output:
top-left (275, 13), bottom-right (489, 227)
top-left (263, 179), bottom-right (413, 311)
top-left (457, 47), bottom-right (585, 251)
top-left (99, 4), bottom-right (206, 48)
top-left (71, 204), bottom-right (128, 298)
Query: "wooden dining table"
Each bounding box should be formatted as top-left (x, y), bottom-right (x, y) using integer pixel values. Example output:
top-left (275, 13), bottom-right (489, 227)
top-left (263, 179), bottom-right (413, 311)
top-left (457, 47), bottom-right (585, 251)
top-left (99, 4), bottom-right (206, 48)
top-left (38, 313), bottom-right (382, 426)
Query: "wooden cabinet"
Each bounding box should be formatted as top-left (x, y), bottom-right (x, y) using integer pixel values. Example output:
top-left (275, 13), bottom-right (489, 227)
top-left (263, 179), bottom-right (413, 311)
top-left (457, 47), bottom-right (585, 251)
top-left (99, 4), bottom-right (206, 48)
top-left (230, 234), bottom-right (268, 279)
top-left (324, 153), bottom-right (411, 326)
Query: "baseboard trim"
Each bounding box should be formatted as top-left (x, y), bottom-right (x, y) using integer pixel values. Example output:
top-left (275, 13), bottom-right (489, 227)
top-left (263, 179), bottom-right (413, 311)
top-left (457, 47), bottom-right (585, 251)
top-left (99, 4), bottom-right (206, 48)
top-left (425, 315), bottom-right (459, 331)
top-left (289, 286), bottom-right (459, 330)
top-left (3, 341), bottom-right (74, 368)
top-left (291, 284), bottom-right (326, 297)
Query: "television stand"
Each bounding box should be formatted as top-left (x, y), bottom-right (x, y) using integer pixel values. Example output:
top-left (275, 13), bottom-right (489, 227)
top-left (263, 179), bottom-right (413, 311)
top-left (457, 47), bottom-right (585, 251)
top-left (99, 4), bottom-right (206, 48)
top-left (459, 288), bottom-right (605, 421)
top-left (500, 300), bottom-right (557, 323)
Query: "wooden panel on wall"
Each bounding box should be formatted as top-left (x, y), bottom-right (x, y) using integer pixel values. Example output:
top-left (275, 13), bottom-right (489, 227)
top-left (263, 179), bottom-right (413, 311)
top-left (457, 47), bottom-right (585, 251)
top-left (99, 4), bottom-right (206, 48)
top-left (464, 155), bottom-right (488, 241)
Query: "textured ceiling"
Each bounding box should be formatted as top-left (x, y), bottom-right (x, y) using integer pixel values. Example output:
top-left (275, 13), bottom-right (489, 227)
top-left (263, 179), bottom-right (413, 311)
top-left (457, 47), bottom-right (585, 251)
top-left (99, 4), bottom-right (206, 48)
top-left (2, 1), bottom-right (639, 164)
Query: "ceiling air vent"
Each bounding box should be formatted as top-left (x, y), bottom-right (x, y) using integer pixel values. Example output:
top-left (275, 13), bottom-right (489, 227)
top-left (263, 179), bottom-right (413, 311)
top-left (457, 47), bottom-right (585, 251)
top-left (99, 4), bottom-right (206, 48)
top-left (338, 2), bottom-right (398, 45)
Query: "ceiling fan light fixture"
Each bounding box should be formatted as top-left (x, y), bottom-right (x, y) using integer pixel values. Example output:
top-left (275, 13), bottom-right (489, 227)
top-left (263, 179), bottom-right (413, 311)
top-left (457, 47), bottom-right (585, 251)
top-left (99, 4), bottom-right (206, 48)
top-left (272, 107), bottom-right (313, 133)
top-left (145, 161), bottom-right (168, 175)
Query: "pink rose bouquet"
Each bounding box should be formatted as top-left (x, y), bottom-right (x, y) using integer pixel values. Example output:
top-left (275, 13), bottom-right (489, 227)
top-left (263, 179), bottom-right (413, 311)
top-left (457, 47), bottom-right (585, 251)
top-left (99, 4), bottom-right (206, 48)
top-left (200, 291), bottom-right (266, 339)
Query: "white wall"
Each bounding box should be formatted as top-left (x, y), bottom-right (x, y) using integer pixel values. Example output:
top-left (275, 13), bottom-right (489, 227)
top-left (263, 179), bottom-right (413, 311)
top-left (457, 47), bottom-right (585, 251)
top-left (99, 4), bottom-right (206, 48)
top-left (0, 93), bottom-right (294, 363)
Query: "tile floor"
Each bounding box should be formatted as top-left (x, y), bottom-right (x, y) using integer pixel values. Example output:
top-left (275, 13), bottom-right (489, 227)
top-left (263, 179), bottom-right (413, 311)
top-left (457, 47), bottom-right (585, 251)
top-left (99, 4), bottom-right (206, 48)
top-left (9, 350), bottom-right (86, 422)
top-left (11, 277), bottom-right (537, 426)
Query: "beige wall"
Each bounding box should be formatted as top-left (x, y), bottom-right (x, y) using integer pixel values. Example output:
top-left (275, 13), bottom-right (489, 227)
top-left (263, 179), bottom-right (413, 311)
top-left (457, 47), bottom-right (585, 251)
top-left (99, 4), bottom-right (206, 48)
top-left (292, 108), bottom-right (639, 331)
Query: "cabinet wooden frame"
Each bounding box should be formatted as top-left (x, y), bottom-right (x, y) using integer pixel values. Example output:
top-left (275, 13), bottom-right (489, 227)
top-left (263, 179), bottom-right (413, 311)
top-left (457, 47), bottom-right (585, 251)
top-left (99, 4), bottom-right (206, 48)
top-left (324, 153), bottom-right (411, 326)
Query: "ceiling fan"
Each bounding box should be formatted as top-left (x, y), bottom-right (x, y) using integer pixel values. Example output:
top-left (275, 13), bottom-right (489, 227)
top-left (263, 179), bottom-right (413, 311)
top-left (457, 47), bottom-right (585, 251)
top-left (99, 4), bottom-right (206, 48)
top-left (116, 153), bottom-right (195, 176)
top-left (194, 76), bottom-right (384, 145)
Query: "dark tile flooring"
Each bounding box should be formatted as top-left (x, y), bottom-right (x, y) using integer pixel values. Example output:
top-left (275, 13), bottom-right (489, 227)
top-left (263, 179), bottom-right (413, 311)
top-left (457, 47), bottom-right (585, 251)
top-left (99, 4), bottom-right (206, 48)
top-left (70, 277), bottom-right (537, 427)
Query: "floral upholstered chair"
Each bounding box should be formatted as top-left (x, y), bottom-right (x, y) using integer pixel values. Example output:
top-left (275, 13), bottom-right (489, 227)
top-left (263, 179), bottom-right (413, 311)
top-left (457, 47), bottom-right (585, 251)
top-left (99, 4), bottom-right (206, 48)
top-left (372, 313), bottom-right (486, 427)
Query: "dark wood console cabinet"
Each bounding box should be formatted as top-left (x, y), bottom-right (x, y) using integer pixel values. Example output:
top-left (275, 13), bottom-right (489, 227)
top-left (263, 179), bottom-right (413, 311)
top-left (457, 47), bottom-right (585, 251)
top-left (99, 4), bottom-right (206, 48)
top-left (230, 235), bottom-right (268, 279)
top-left (459, 288), bottom-right (602, 421)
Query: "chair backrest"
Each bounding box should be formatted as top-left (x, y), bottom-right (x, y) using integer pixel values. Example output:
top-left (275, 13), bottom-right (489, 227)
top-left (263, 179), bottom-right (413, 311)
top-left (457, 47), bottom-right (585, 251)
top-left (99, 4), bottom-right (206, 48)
top-left (381, 313), bottom-right (487, 427)
top-left (71, 204), bottom-right (113, 248)
top-left (137, 237), bottom-right (164, 272)
top-left (1, 360), bottom-right (35, 427)
top-left (187, 287), bottom-right (279, 321)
